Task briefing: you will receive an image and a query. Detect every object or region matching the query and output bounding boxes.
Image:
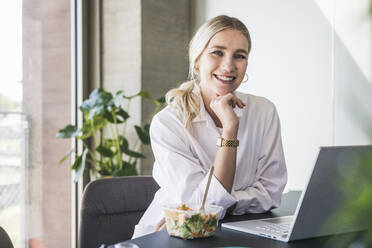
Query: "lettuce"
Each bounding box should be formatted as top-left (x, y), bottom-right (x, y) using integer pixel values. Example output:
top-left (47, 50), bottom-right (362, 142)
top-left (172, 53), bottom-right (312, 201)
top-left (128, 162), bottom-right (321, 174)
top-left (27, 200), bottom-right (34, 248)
top-left (185, 214), bottom-right (205, 234)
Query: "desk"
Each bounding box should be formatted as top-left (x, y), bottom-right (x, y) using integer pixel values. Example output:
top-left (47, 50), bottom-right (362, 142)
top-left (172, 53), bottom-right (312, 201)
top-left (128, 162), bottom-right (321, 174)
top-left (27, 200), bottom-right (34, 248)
top-left (114, 191), bottom-right (363, 248)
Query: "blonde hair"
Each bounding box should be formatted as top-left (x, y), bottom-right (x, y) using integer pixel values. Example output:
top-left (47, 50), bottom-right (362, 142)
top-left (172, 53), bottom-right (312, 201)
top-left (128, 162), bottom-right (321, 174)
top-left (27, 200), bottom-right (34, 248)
top-left (166, 15), bottom-right (252, 131)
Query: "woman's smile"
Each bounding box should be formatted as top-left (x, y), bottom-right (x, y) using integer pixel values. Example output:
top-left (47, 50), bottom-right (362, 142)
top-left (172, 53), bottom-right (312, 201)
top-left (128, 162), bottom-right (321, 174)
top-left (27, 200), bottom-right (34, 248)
top-left (213, 74), bottom-right (237, 84)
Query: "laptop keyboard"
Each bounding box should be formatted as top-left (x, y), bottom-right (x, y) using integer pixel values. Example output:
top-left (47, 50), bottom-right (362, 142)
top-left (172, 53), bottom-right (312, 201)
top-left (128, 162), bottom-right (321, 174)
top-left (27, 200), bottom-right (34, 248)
top-left (255, 216), bottom-right (293, 234)
top-left (256, 222), bottom-right (290, 234)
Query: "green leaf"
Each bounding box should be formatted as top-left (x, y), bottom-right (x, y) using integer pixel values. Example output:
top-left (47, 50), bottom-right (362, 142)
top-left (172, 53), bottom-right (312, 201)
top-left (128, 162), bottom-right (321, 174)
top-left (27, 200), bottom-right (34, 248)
top-left (134, 125), bottom-right (151, 145)
top-left (88, 105), bottom-right (105, 119)
top-left (97, 90), bottom-right (113, 105)
top-left (112, 162), bottom-right (138, 176)
top-left (125, 90), bottom-right (152, 100)
top-left (58, 149), bottom-right (74, 166)
top-left (103, 138), bottom-right (115, 146)
top-left (98, 167), bottom-right (112, 176)
top-left (113, 91), bottom-right (125, 107)
top-left (116, 109), bottom-right (130, 122)
top-left (92, 115), bottom-right (107, 129)
top-left (80, 88), bottom-right (113, 115)
top-left (97, 159), bottom-right (113, 176)
top-left (119, 136), bottom-right (129, 150)
top-left (122, 148), bottom-right (145, 158)
top-left (89, 88), bottom-right (102, 99)
top-left (144, 124), bottom-right (151, 145)
top-left (156, 96), bottom-right (166, 104)
top-left (80, 115), bottom-right (107, 139)
top-left (119, 136), bottom-right (144, 158)
top-left (89, 88), bottom-right (113, 105)
top-left (103, 139), bottom-right (118, 156)
top-left (96, 145), bottom-right (114, 157)
top-left (144, 124), bottom-right (150, 134)
top-left (104, 109), bottom-right (129, 123)
top-left (73, 148), bottom-right (88, 183)
top-left (136, 91), bottom-right (152, 100)
top-left (56, 125), bottom-right (80, 138)
top-left (79, 122), bottom-right (94, 139)
top-left (153, 95), bottom-right (167, 109)
top-left (80, 95), bottom-right (99, 113)
top-left (71, 154), bottom-right (82, 170)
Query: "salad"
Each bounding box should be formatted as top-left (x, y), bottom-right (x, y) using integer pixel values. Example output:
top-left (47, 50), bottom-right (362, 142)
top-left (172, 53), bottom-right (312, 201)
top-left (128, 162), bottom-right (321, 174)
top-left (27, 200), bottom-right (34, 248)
top-left (163, 204), bottom-right (222, 239)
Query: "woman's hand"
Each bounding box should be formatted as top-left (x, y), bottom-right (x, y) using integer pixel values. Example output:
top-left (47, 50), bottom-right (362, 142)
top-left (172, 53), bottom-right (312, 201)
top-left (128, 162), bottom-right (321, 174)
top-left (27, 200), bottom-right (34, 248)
top-left (210, 93), bottom-right (245, 135)
top-left (155, 217), bottom-right (166, 232)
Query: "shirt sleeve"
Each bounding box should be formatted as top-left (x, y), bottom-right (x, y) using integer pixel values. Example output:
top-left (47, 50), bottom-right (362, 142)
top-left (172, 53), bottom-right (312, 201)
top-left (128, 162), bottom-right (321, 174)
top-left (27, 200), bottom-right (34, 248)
top-left (231, 105), bottom-right (288, 214)
top-left (150, 112), bottom-right (237, 217)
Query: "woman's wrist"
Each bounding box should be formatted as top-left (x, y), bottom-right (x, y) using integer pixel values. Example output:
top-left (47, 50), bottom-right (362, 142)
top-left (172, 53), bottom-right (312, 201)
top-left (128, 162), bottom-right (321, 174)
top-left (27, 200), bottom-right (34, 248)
top-left (222, 125), bottom-right (238, 140)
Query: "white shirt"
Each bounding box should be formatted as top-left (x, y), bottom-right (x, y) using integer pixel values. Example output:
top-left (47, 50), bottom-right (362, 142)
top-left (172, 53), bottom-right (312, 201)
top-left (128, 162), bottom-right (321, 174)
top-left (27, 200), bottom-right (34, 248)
top-left (132, 91), bottom-right (287, 238)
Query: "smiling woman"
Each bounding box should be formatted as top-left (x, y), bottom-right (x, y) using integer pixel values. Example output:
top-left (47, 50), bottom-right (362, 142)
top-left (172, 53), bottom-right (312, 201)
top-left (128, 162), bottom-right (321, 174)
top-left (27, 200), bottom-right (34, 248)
top-left (132, 15), bottom-right (287, 239)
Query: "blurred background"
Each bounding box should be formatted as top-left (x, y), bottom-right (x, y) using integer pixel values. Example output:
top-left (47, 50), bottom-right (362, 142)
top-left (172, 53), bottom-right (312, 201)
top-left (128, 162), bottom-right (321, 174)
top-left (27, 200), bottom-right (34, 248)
top-left (0, 0), bottom-right (371, 247)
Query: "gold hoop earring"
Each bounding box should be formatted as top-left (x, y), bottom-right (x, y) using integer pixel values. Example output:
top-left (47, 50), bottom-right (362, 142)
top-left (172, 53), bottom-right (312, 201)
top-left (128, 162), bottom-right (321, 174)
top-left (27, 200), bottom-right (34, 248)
top-left (194, 66), bottom-right (199, 75)
top-left (243, 73), bottom-right (249, 83)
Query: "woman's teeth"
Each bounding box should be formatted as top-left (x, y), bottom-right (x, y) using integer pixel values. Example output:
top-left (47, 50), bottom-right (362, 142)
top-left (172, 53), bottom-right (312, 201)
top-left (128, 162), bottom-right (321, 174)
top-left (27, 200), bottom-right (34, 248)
top-left (214, 74), bottom-right (236, 82)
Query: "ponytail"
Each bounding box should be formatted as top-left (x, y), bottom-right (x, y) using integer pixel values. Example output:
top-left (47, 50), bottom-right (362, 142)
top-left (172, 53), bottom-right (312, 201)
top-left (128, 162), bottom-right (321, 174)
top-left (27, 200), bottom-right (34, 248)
top-left (166, 79), bottom-right (201, 132)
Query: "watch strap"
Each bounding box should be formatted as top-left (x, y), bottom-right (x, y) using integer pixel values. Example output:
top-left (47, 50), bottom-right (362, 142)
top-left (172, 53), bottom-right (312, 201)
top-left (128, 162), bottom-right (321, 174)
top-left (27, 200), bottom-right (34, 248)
top-left (216, 137), bottom-right (239, 147)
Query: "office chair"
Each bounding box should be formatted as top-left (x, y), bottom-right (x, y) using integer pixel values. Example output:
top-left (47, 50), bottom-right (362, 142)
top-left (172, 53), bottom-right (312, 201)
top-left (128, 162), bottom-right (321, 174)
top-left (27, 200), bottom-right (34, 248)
top-left (0, 226), bottom-right (14, 248)
top-left (79, 176), bottom-right (159, 248)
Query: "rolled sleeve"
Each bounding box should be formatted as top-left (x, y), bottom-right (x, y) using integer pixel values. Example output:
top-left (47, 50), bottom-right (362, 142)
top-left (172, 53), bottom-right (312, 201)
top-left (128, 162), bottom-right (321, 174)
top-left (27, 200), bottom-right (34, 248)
top-left (199, 167), bottom-right (237, 218)
top-left (230, 105), bottom-right (287, 215)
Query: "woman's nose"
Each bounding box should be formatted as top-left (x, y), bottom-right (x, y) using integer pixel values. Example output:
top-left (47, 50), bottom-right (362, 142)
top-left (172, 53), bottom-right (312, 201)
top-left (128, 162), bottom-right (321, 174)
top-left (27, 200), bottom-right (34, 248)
top-left (221, 56), bottom-right (235, 72)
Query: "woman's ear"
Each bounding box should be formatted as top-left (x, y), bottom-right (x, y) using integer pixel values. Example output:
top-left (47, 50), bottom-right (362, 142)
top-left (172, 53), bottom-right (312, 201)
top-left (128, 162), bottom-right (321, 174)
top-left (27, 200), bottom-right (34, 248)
top-left (194, 61), bottom-right (200, 74)
top-left (194, 55), bottom-right (202, 76)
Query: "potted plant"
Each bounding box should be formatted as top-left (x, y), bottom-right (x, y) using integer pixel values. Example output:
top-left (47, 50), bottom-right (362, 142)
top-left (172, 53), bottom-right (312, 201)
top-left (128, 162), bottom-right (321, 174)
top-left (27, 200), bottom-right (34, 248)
top-left (56, 88), bottom-right (165, 182)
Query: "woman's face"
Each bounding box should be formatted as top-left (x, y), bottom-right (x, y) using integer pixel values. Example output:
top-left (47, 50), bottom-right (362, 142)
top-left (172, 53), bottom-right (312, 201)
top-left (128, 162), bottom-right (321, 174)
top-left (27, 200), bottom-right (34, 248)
top-left (196, 28), bottom-right (249, 100)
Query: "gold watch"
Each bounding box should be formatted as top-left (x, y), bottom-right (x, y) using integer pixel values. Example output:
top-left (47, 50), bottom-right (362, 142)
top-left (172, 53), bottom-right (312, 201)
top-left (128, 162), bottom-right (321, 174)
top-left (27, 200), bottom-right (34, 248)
top-left (216, 137), bottom-right (239, 147)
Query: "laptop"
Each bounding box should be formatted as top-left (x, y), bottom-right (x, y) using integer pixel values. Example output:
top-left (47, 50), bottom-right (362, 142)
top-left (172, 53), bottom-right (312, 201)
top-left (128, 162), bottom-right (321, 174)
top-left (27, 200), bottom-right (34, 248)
top-left (222, 145), bottom-right (372, 242)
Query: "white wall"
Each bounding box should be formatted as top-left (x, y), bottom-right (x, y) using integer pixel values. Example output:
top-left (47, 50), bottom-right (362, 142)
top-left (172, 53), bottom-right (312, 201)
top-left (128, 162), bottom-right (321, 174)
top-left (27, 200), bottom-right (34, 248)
top-left (334, 0), bottom-right (372, 145)
top-left (193, 0), bottom-right (372, 191)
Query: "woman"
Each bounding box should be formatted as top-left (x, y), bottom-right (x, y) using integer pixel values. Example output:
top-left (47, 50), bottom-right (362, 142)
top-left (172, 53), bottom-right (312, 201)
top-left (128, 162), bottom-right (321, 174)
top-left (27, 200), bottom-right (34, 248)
top-left (132, 15), bottom-right (287, 238)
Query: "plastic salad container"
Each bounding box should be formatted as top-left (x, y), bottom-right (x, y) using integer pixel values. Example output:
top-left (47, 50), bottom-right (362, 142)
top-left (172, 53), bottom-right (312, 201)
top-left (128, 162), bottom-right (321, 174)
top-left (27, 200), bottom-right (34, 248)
top-left (163, 204), bottom-right (223, 239)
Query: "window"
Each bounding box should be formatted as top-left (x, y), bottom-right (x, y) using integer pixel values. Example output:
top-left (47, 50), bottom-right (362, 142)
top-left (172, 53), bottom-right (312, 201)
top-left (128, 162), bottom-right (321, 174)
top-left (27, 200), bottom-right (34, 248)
top-left (0, 1), bottom-right (73, 247)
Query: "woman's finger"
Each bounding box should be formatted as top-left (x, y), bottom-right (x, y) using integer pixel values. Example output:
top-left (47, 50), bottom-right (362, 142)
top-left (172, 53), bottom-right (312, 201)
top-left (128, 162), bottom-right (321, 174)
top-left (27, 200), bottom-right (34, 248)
top-left (219, 93), bottom-right (235, 104)
top-left (155, 218), bottom-right (165, 232)
top-left (228, 95), bottom-right (245, 109)
top-left (159, 223), bottom-right (166, 230)
top-left (231, 99), bottom-right (236, 108)
top-left (211, 93), bottom-right (245, 110)
top-left (236, 98), bottom-right (246, 108)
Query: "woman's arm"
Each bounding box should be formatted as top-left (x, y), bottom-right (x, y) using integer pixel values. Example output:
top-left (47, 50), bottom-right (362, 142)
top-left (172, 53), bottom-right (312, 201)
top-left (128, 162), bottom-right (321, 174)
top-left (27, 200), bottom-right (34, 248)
top-left (230, 105), bottom-right (287, 214)
top-left (213, 132), bottom-right (238, 193)
top-left (208, 93), bottom-right (245, 193)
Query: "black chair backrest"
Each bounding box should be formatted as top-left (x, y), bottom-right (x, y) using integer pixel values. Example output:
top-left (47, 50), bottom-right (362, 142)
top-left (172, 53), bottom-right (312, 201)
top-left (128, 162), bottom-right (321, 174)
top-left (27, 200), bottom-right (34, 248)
top-left (0, 226), bottom-right (14, 248)
top-left (79, 176), bottom-right (159, 248)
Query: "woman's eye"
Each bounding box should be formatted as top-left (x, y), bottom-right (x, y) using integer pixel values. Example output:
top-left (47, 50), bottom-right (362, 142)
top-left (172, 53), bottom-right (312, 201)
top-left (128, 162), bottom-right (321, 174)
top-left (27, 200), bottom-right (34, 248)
top-left (234, 54), bottom-right (247, 59)
top-left (212, 50), bottom-right (223, 56)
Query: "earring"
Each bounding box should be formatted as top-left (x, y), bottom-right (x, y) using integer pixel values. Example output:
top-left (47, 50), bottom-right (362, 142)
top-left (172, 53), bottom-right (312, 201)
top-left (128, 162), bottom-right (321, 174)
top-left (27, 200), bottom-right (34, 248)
top-left (243, 73), bottom-right (249, 83)
top-left (194, 65), bottom-right (199, 74)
